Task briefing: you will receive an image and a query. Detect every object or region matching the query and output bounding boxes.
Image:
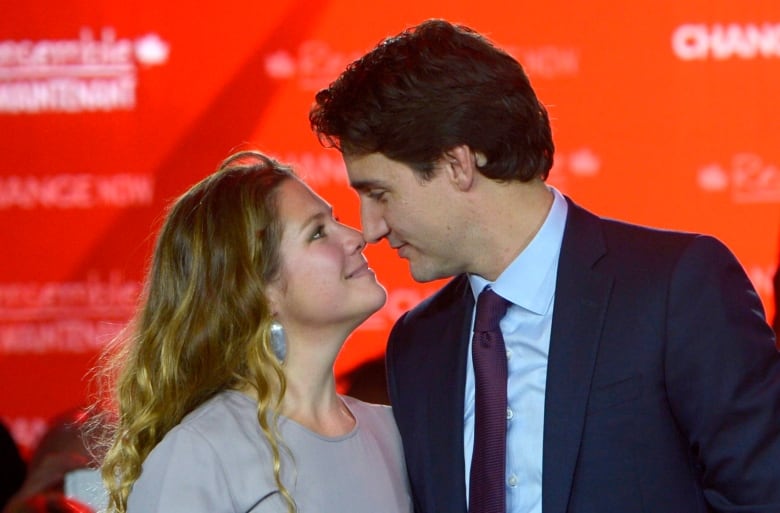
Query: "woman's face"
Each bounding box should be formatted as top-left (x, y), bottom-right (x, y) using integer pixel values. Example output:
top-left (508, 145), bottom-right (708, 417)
top-left (267, 178), bottom-right (386, 335)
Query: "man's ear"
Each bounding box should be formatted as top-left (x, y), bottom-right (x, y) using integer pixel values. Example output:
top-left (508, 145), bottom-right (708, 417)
top-left (442, 145), bottom-right (485, 191)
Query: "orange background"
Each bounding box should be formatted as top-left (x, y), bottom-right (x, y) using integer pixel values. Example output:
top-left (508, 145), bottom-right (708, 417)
top-left (2, 0), bottom-right (779, 455)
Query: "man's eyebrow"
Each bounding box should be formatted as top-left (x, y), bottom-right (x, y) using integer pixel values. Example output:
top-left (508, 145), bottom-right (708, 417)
top-left (349, 179), bottom-right (383, 191)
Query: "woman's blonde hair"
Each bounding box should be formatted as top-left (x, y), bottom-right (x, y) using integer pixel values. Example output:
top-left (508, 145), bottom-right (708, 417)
top-left (97, 150), bottom-right (298, 512)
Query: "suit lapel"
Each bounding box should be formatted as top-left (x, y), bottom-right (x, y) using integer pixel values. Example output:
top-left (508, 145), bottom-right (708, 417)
top-left (542, 199), bottom-right (614, 513)
top-left (424, 276), bottom-right (474, 513)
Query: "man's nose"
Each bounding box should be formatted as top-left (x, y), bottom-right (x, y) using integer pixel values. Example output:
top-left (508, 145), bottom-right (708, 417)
top-left (360, 202), bottom-right (390, 244)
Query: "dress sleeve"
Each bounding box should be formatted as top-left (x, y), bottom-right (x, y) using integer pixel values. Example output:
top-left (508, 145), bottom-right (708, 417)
top-left (127, 425), bottom-right (235, 513)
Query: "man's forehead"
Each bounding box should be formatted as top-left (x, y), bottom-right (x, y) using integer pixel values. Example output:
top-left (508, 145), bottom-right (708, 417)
top-left (344, 154), bottom-right (393, 182)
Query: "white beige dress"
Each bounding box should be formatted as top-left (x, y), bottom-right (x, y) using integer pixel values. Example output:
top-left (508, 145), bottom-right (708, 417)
top-left (127, 390), bottom-right (412, 513)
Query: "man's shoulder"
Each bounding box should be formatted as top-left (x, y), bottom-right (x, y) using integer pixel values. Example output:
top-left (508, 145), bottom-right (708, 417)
top-left (564, 198), bottom-right (736, 275)
top-left (566, 197), bottom-right (706, 252)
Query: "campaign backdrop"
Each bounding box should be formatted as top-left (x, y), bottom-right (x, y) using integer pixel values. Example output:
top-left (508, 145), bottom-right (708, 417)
top-left (2, 0), bottom-right (779, 456)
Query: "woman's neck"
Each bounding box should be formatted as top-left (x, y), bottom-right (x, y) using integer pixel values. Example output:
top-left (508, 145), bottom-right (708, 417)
top-left (281, 374), bottom-right (355, 437)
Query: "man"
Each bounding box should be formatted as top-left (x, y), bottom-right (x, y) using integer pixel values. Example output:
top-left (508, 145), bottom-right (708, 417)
top-left (310, 19), bottom-right (780, 513)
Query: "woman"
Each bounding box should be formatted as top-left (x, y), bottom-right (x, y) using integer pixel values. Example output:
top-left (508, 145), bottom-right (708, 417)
top-left (98, 151), bottom-right (411, 513)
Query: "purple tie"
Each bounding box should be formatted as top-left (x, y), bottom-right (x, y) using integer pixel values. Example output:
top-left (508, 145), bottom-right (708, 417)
top-left (469, 287), bottom-right (510, 513)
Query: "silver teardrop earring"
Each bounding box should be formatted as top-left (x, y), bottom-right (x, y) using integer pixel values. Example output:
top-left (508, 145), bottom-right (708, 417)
top-left (269, 320), bottom-right (287, 362)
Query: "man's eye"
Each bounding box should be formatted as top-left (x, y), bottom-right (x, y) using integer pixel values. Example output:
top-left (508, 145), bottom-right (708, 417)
top-left (367, 190), bottom-right (386, 201)
top-left (311, 224), bottom-right (326, 240)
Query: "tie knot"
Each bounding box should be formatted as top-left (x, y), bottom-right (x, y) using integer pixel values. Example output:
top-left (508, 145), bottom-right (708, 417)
top-left (474, 287), bottom-right (510, 332)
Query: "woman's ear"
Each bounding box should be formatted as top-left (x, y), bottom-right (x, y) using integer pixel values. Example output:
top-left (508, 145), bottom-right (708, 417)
top-left (264, 277), bottom-right (284, 318)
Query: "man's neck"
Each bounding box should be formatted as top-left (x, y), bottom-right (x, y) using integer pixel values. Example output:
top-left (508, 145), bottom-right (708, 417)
top-left (467, 179), bottom-right (553, 281)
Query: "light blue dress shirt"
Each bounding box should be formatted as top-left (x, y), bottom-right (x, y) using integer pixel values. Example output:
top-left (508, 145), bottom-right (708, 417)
top-left (465, 187), bottom-right (567, 513)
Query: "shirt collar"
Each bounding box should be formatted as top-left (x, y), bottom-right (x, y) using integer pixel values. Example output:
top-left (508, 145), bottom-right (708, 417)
top-left (469, 186), bottom-right (568, 315)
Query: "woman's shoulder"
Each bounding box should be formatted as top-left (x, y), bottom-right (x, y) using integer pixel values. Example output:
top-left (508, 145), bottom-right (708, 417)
top-left (146, 391), bottom-right (263, 461)
top-left (177, 390), bottom-right (258, 434)
top-left (341, 394), bottom-right (391, 413)
top-left (129, 391), bottom-right (277, 512)
top-left (340, 395), bottom-right (397, 433)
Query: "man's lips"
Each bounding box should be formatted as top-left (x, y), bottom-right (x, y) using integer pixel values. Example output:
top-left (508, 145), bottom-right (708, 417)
top-left (393, 243), bottom-right (409, 259)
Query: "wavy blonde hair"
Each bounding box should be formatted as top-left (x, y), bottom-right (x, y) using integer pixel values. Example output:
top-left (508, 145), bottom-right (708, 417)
top-left (97, 151), bottom-right (298, 512)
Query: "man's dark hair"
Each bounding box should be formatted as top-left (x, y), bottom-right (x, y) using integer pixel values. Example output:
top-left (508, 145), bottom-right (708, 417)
top-left (310, 18), bottom-right (554, 181)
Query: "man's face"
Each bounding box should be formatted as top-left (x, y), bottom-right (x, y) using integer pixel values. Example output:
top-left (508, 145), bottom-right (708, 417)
top-left (343, 152), bottom-right (470, 282)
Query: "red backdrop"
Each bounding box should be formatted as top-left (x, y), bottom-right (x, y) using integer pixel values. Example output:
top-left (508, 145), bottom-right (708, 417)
top-left (2, 0), bottom-right (779, 456)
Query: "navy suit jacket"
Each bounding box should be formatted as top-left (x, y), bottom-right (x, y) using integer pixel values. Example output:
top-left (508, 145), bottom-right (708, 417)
top-left (386, 198), bottom-right (780, 513)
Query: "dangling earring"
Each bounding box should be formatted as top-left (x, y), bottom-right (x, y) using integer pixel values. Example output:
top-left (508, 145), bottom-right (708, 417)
top-left (269, 320), bottom-right (287, 362)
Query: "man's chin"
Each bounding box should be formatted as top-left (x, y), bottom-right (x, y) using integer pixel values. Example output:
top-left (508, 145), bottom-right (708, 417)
top-left (408, 261), bottom-right (449, 283)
